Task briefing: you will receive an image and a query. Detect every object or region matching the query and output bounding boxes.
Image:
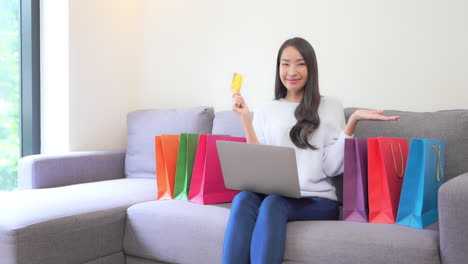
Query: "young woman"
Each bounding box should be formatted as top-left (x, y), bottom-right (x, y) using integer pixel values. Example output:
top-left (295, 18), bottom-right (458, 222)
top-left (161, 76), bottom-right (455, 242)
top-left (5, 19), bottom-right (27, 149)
top-left (223, 37), bottom-right (399, 264)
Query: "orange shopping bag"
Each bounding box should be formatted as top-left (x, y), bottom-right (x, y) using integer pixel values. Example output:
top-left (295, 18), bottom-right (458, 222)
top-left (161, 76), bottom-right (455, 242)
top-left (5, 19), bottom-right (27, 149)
top-left (368, 137), bottom-right (409, 224)
top-left (155, 134), bottom-right (180, 200)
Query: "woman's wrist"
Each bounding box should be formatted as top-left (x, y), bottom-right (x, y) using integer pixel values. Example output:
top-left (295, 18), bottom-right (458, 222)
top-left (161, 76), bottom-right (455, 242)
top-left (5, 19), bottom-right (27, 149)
top-left (344, 114), bottom-right (358, 136)
top-left (349, 111), bottom-right (361, 121)
top-left (240, 111), bottom-right (252, 123)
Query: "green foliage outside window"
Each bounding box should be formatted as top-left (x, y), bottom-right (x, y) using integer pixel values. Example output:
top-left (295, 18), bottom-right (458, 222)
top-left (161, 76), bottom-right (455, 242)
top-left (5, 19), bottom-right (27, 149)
top-left (0, 0), bottom-right (20, 191)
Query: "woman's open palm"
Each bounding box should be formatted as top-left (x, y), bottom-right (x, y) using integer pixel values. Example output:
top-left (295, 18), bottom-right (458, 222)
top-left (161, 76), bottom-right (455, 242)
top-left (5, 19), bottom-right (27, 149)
top-left (353, 109), bottom-right (400, 121)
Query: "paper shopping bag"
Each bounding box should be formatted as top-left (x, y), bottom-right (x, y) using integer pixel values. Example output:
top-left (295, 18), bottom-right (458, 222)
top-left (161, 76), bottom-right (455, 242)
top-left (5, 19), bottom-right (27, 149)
top-left (368, 137), bottom-right (409, 224)
top-left (155, 134), bottom-right (180, 200)
top-left (343, 138), bottom-right (369, 222)
top-left (396, 138), bottom-right (445, 229)
top-left (188, 135), bottom-right (246, 205)
top-left (174, 133), bottom-right (199, 200)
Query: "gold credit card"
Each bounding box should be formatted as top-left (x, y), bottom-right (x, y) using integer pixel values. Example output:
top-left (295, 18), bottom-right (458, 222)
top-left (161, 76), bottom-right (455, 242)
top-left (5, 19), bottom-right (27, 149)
top-left (230, 73), bottom-right (243, 93)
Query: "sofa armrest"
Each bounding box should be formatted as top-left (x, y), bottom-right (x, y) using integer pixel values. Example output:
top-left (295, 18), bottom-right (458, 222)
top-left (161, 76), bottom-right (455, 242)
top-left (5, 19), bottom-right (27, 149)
top-left (18, 150), bottom-right (126, 189)
top-left (438, 172), bottom-right (468, 264)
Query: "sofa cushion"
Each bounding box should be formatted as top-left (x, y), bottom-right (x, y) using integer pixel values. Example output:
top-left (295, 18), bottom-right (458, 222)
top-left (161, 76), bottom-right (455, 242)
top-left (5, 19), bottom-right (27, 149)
top-left (124, 200), bottom-right (229, 264)
top-left (283, 221), bottom-right (439, 264)
top-left (126, 256), bottom-right (170, 264)
top-left (124, 200), bottom-right (440, 264)
top-left (125, 107), bottom-right (214, 178)
top-left (0, 178), bottom-right (156, 264)
top-left (345, 108), bottom-right (468, 181)
top-left (212, 110), bottom-right (251, 137)
top-left (84, 252), bottom-right (125, 264)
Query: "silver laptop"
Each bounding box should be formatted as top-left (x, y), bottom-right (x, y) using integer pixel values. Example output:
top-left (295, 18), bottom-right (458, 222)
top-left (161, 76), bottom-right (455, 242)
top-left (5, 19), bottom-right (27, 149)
top-left (216, 141), bottom-right (301, 198)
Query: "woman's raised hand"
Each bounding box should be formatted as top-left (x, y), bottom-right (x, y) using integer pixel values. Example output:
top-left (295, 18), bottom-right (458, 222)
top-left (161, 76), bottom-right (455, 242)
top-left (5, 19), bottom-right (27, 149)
top-left (232, 92), bottom-right (250, 117)
top-left (351, 109), bottom-right (400, 121)
top-left (344, 109), bottom-right (400, 136)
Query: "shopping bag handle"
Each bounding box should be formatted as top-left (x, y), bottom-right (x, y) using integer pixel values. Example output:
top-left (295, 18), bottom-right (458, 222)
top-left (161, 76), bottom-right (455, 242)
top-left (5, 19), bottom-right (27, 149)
top-left (390, 143), bottom-right (404, 179)
top-left (432, 145), bottom-right (444, 182)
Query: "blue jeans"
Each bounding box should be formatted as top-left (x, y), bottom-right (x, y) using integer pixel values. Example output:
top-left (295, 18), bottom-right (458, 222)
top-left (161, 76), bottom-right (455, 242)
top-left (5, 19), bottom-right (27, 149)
top-left (222, 191), bottom-right (339, 264)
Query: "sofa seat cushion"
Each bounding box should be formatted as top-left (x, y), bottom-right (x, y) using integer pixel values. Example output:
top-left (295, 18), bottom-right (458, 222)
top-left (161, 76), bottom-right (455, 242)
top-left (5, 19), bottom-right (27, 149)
top-left (0, 178), bottom-right (156, 264)
top-left (0, 178), bottom-right (156, 229)
top-left (124, 200), bottom-right (230, 264)
top-left (124, 200), bottom-right (440, 264)
top-left (284, 221), bottom-right (440, 264)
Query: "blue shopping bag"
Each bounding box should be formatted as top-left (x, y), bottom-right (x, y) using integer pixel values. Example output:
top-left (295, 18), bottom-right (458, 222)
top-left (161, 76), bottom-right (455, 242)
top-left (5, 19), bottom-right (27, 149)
top-left (396, 138), bottom-right (445, 229)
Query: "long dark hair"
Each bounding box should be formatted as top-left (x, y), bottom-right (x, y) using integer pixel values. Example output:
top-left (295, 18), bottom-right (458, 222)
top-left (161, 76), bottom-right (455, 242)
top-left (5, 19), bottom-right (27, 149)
top-left (274, 37), bottom-right (321, 150)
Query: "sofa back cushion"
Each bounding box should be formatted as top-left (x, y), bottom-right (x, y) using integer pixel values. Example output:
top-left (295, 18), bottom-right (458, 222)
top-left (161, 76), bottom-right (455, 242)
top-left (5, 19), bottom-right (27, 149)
top-left (125, 107), bottom-right (214, 178)
top-left (344, 108), bottom-right (468, 182)
top-left (212, 110), bottom-right (251, 137)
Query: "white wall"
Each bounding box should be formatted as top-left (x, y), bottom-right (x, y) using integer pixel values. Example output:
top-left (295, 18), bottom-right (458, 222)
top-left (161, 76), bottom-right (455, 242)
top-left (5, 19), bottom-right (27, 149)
top-left (41, 0), bottom-right (141, 153)
top-left (40, 0), bottom-right (69, 153)
top-left (140, 0), bottom-right (468, 112)
top-left (68, 0), bottom-right (141, 151)
top-left (41, 0), bottom-right (468, 152)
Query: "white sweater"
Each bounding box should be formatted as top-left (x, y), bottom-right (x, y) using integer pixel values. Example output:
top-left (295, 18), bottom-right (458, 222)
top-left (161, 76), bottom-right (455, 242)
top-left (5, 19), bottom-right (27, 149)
top-left (252, 96), bottom-right (353, 201)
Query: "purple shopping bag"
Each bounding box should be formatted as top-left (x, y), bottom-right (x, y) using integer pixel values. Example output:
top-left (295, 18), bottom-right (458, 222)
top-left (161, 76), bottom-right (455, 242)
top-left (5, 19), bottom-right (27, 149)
top-left (343, 138), bottom-right (369, 222)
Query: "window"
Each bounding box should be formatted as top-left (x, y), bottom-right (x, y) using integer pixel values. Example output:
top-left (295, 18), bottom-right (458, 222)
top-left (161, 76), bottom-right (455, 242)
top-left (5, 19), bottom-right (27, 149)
top-left (0, 0), bottom-right (40, 191)
top-left (0, 0), bottom-right (20, 191)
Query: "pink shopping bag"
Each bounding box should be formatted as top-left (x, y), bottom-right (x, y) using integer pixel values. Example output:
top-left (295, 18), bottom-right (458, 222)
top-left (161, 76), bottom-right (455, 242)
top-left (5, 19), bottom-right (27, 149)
top-left (188, 135), bottom-right (246, 204)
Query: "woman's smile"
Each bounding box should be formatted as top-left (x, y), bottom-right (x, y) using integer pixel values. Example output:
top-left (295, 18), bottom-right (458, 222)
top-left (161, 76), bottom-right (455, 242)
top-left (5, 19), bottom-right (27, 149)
top-left (287, 79), bottom-right (300, 84)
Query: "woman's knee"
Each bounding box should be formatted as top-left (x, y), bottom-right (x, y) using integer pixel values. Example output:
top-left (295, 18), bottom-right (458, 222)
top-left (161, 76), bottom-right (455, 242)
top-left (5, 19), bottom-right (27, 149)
top-left (231, 191), bottom-right (262, 211)
top-left (263, 194), bottom-right (286, 204)
top-left (233, 191), bottom-right (257, 203)
top-left (259, 194), bottom-right (289, 216)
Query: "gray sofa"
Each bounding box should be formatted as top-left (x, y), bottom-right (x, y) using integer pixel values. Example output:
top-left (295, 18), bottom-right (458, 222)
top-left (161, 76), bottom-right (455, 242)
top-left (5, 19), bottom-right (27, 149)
top-left (1, 106), bottom-right (467, 264)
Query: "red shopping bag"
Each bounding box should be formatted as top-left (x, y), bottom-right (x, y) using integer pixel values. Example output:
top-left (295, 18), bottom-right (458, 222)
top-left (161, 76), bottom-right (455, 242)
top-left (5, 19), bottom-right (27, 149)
top-left (188, 135), bottom-right (246, 204)
top-left (155, 135), bottom-right (180, 200)
top-left (368, 137), bottom-right (409, 224)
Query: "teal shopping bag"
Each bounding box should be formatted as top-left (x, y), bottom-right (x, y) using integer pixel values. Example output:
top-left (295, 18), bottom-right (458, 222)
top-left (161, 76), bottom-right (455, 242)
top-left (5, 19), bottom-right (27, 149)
top-left (174, 134), bottom-right (199, 200)
top-left (396, 138), bottom-right (445, 229)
